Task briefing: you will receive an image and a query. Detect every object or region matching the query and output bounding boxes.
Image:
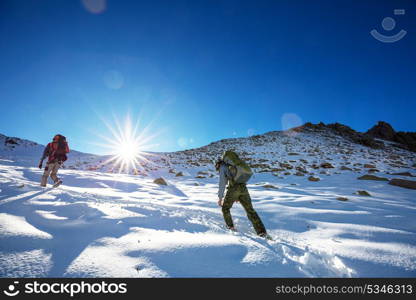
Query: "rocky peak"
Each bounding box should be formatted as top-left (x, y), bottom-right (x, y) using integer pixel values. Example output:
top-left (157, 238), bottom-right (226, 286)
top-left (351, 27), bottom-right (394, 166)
top-left (366, 122), bottom-right (416, 152)
top-left (366, 121), bottom-right (396, 141)
top-left (292, 122), bottom-right (384, 150)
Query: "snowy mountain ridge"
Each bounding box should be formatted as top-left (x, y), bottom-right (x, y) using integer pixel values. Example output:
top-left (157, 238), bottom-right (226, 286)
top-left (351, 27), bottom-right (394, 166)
top-left (2, 121), bottom-right (415, 176)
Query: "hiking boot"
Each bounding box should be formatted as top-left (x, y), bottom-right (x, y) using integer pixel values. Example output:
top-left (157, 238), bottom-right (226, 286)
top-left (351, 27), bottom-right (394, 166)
top-left (227, 226), bottom-right (237, 232)
top-left (53, 180), bottom-right (63, 188)
top-left (40, 183), bottom-right (46, 187)
top-left (258, 232), bottom-right (272, 240)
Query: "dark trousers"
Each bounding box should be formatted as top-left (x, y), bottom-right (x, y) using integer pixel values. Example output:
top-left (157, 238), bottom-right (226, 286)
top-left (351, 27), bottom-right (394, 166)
top-left (222, 183), bottom-right (266, 235)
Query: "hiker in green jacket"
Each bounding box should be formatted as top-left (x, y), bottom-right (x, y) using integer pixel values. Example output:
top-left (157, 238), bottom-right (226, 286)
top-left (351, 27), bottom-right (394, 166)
top-left (215, 151), bottom-right (267, 237)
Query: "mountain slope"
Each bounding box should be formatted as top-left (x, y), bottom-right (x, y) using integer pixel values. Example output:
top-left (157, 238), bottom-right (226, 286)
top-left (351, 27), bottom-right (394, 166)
top-left (0, 122), bottom-right (416, 277)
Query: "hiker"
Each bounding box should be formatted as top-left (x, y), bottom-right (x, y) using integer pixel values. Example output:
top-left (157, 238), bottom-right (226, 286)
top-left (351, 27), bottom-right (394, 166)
top-left (39, 134), bottom-right (70, 187)
top-left (216, 150), bottom-right (268, 237)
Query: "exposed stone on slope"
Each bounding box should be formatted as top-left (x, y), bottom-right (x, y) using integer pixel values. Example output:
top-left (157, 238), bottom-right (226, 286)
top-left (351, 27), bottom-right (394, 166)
top-left (153, 178), bottom-right (168, 185)
top-left (263, 184), bottom-right (279, 189)
top-left (357, 175), bottom-right (388, 181)
top-left (391, 172), bottom-right (415, 177)
top-left (337, 197), bottom-right (348, 201)
top-left (356, 190), bottom-right (371, 196)
top-left (389, 179), bottom-right (416, 190)
top-left (320, 162), bottom-right (334, 169)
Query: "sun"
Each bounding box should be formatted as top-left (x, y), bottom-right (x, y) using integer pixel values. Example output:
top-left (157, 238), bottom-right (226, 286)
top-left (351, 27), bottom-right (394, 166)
top-left (117, 140), bottom-right (137, 161)
top-left (114, 132), bottom-right (141, 168)
top-left (93, 114), bottom-right (160, 174)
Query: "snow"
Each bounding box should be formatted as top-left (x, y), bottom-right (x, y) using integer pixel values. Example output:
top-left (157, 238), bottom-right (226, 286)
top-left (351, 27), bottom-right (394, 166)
top-left (0, 213), bottom-right (52, 239)
top-left (0, 129), bottom-right (416, 277)
top-left (0, 249), bottom-right (53, 277)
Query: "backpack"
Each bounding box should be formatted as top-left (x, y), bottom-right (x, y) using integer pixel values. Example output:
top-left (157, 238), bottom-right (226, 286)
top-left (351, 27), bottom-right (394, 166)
top-left (222, 150), bottom-right (253, 184)
top-left (48, 136), bottom-right (69, 163)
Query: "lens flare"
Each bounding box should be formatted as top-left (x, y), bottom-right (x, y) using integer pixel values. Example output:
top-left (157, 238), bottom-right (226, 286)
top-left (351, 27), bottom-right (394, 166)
top-left (281, 113), bottom-right (303, 136)
top-left (93, 114), bottom-right (160, 174)
top-left (81, 0), bottom-right (106, 14)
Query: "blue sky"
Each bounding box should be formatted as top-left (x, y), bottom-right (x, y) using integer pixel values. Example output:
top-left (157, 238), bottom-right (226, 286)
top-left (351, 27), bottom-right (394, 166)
top-left (0, 0), bottom-right (415, 154)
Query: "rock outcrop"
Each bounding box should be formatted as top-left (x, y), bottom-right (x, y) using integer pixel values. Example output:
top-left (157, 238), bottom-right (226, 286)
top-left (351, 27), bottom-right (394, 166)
top-left (389, 179), bottom-right (416, 190)
top-left (367, 121), bottom-right (416, 152)
top-left (294, 122), bottom-right (384, 149)
top-left (366, 121), bottom-right (396, 140)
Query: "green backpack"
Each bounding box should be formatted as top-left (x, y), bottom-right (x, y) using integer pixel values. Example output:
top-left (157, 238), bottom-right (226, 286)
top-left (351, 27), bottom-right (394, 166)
top-left (222, 150), bottom-right (253, 184)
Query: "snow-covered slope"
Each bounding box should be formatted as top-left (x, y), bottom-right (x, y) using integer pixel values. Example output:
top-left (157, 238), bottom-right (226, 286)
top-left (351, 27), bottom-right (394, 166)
top-left (0, 124), bottom-right (415, 277)
top-left (0, 134), bottom-right (100, 168)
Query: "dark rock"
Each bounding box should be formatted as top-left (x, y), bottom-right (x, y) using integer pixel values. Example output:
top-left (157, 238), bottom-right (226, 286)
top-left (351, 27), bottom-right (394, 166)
top-left (175, 172), bottom-right (184, 177)
top-left (389, 179), bottom-right (416, 190)
top-left (263, 184), bottom-right (279, 189)
top-left (279, 163), bottom-right (293, 170)
top-left (296, 166), bottom-right (307, 173)
top-left (357, 175), bottom-right (388, 181)
top-left (308, 176), bottom-right (320, 182)
top-left (270, 168), bottom-right (285, 172)
top-left (320, 162), bottom-right (334, 169)
top-left (153, 178), bottom-right (168, 185)
top-left (391, 172), bottom-right (415, 177)
top-left (364, 164), bottom-right (376, 168)
top-left (250, 163), bottom-right (270, 169)
top-left (356, 190), bottom-right (371, 196)
top-left (340, 166), bottom-right (353, 171)
top-left (337, 197), bottom-right (348, 201)
top-left (5, 137), bottom-right (19, 145)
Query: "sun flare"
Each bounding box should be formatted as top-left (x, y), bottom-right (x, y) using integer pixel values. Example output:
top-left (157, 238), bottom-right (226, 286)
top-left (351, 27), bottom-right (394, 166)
top-left (93, 114), bottom-right (160, 174)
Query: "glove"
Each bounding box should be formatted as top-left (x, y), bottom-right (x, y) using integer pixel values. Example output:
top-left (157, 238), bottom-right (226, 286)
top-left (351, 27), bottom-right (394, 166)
top-left (38, 162), bottom-right (43, 169)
